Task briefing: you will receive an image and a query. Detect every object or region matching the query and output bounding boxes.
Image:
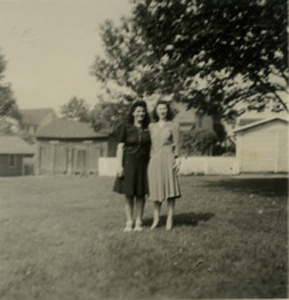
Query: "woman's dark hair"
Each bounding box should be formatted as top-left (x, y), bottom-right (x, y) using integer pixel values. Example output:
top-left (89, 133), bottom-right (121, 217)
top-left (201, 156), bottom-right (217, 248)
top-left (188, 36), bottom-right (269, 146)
top-left (151, 100), bottom-right (175, 122)
top-left (127, 100), bottom-right (150, 128)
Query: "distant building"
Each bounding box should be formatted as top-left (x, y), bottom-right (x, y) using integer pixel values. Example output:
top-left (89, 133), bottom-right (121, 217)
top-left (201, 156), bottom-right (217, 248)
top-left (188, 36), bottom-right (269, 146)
top-left (173, 104), bottom-right (213, 132)
top-left (20, 108), bottom-right (58, 137)
top-left (223, 111), bottom-right (289, 152)
top-left (35, 119), bottom-right (114, 175)
top-left (0, 136), bottom-right (35, 176)
top-left (227, 111), bottom-right (288, 136)
top-left (234, 116), bottom-right (288, 173)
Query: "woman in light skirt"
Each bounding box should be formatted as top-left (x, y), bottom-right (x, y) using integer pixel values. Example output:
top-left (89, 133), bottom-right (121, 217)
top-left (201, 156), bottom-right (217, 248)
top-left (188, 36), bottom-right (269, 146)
top-left (148, 100), bottom-right (181, 230)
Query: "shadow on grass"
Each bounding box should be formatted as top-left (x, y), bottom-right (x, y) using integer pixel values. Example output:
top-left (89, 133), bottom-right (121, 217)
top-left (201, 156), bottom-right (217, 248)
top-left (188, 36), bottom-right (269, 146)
top-left (143, 212), bottom-right (214, 228)
top-left (207, 177), bottom-right (288, 198)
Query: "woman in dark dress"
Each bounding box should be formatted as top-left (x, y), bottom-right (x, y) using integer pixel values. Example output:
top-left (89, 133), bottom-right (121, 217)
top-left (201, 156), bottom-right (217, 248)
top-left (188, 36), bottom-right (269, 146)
top-left (113, 100), bottom-right (151, 232)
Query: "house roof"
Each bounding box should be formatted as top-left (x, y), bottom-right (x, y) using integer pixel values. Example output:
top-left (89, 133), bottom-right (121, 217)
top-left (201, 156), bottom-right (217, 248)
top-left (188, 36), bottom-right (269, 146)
top-left (237, 111), bottom-right (288, 127)
top-left (0, 136), bottom-right (35, 154)
top-left (20, 108), bottom-right (56, 126)
top-left (36, 119), bottom-right (109, 139)
top-left (233, 116), bottom-right (288, 133)
top-left (238, 118), bottom-right (261, 127)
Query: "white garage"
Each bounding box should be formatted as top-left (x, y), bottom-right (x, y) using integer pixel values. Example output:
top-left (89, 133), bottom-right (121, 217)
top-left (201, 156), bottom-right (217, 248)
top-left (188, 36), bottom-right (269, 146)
top-left (234, 117), bottom-right (288, 173)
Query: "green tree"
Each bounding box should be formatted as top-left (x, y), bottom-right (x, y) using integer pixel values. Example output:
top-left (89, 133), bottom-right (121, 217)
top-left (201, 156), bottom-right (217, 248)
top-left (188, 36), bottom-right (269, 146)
top-left (0, 51), bottom-right (20, 134)
top-left (60, 96), bottom-right (129, 134)
top-left (60, 97), bottom-right (90, 122)
top-left (92, 0), bottom-right (288, 119)
top-left (132, 0), bottom-right (288, 116)
top-left (0, 117), bottom-right (19, 135)
top-left (90, 100), bottom-right (130, 133)
top-left (181, 128), bottom-right (217, 156)
top-left (91, 17), bottom-right (166, 106)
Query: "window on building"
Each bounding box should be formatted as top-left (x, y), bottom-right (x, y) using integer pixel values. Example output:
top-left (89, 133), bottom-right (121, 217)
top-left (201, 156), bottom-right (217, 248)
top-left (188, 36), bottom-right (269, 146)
top-left (9, 154), bottom-right (16, 168)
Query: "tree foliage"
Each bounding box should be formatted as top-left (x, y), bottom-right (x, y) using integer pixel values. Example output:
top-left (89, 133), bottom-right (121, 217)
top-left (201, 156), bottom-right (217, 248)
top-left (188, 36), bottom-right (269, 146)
top-left (92, 0), bottom-right (288, 119)
top-left (132, 0), bottom-right (288, 116)
top-left (60, 96), bottom-right (129, 134)
top-left (91, 18), bottom-right (162, 105)
top-left (0, 117), bottom-right (19, 135)
top-left (181, 128), bottom-right (217, 156)
top-left (0, 51), bottom-right (21, 134)
top-left (90, 100), bottom-right (130, 133)
top-left (60, 97), bottom-right (91, 122)
top-left (0, 51), bottom-right (19, 118)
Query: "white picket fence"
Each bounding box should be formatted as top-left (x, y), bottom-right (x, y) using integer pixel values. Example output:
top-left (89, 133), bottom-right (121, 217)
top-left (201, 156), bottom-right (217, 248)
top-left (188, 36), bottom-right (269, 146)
top-left (179, 156), bottom-right (239, 175)
top-left (99, 156), bottom-right (239, 176)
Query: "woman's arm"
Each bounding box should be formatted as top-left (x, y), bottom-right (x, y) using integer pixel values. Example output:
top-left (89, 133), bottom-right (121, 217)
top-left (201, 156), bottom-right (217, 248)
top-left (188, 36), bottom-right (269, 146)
top-left (116, 123), bottom-right (126, 177)
top-left (172, 122), bottom-right (180, 158)
top-left (116, 143), bottom-right (125, 177)
top-left (172, 122), bottom-right (181, 172)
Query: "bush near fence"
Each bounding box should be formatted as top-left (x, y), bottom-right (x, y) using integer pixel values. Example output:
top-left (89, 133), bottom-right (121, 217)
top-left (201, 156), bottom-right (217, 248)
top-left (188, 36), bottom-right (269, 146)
top-left (99, 156), bottom-right (239, 177)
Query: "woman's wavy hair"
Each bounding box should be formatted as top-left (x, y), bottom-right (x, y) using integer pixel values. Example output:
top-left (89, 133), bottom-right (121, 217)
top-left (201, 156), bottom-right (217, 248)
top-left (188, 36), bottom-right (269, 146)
top-left (127, 100), bottom-right (150, 128)
top-left (151, 100), bottom-right (175, 122)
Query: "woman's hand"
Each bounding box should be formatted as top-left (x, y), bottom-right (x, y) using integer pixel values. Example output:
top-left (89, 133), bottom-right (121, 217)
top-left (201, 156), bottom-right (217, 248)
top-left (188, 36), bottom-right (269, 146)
top-left (116, 166), bottom-right (124, 178)
top-left (173, 157), bottom-right (181, 173)
top-left (116, 143), bottom-right (124, 178)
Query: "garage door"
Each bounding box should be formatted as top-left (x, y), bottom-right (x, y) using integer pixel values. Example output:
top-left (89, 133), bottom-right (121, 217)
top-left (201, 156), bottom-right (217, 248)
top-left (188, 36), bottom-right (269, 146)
top-left (241, 132), bottom-right (275, 172)
top-left (277, 130), bottom-right (288, 172)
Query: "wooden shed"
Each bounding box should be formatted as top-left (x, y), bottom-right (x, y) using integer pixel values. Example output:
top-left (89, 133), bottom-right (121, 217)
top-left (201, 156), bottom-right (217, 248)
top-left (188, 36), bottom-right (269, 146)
top-left (0, 136), bottom-right (35, 176)
top-left (234, 116), bottom-right (288, 173)
top-left (36, 119), bottom-right (112, 175)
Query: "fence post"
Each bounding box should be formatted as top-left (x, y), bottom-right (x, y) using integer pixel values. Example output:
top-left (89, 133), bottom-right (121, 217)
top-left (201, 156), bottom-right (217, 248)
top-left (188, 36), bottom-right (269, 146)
top-left (204, 158), bottom-right (209, 175)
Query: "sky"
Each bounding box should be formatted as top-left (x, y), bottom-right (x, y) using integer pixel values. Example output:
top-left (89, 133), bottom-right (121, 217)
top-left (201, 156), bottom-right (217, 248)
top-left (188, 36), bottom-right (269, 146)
top-left (0, 0), bottom-right (132, 113)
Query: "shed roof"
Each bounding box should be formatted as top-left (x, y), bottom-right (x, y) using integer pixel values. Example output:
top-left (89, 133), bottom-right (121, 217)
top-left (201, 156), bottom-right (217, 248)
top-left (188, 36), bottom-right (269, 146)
top-left (233, 116), bottom-right (288, 133)
top-left (20, 108), bottom-right (56, 126)
top-left (238, 118), bottom-right (262, 127)
top-left (36, 119), bottom-right (109, 139)
top-left (0, 136), bottom-right (35, 154)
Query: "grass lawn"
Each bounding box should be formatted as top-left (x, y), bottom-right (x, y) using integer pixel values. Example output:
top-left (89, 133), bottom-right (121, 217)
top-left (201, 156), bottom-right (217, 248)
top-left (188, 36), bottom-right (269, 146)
top-left (0, 175), bottom-right (287, 299)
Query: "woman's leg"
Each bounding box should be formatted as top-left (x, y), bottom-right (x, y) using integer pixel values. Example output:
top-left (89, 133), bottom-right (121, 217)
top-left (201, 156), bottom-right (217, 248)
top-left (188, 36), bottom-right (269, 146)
top-left (135, 197), bottom-right (145, 231)
top-left (166, 198), bottom-right (175, 230)
top-left (151, 201), bottom-right (162, 229)
top-left (124, 196), bottom-right (134, 231)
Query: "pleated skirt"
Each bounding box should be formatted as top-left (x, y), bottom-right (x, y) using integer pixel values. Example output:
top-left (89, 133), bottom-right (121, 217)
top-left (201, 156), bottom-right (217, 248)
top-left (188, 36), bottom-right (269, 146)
top-left (148, 147), bottom-right (181, 202)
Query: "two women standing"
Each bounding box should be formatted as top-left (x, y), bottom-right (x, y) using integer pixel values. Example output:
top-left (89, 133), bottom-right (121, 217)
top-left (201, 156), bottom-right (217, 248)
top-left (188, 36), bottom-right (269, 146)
top-left (113, 100), bottom-right (181, 231)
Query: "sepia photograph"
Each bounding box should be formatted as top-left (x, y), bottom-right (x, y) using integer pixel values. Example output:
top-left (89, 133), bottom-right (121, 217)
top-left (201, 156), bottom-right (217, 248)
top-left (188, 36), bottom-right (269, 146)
top-left (0, 0), bottom-right (288, 299)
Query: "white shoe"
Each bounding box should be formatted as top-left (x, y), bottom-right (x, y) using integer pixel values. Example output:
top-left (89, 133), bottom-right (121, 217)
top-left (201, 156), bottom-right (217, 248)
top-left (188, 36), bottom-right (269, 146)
top-left (134, 221), bottom-right (143, 231)
top-left (124, 221), bottom-right (133, 232)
